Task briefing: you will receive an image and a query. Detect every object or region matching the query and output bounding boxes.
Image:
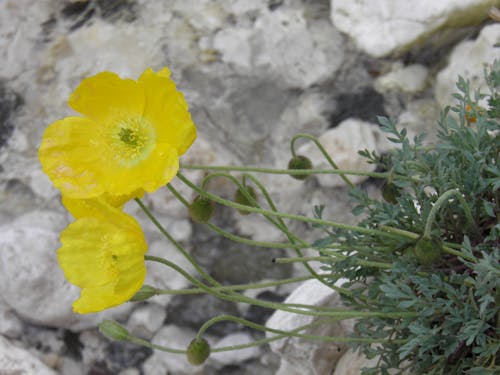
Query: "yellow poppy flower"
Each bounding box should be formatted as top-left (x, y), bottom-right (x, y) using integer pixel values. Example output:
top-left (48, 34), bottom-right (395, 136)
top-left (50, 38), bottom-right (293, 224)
top-left (39, 67), bottom-right (196, 199)
top-left (57, 201), bottom-right (147, 313)
top-left (61, 190), bottom-right (143, 219)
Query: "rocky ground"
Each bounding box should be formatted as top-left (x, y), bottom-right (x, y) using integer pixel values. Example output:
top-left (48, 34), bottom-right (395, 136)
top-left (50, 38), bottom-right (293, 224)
top-left (0, 0), bottom-right (498, 374)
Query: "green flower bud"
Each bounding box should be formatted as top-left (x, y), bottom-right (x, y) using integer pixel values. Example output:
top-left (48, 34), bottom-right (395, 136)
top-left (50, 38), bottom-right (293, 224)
top-left (234, 185), bottom-right (257, 215)
top-left (381, 182), bottom-right (400, 204)
top-left (414, 237), bottom-right (443, 266)
top-left (98, 320), bottom-right (130, 342)
top-left (188, 195), bottom-right (215, 223)
top-left (129, 285), bottom-right (158, 302)
top-left (186, 337), bottom-right (211, 365)
top-left (288, 155), bottom-right (313, 180)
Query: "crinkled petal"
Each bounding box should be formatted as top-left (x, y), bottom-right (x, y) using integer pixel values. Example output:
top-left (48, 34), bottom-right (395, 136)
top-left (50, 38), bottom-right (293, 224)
top-left (62, 190), bottom-right (144, 219)
top-left (139, 68), bottom-right (196, 155)
top-left (68, 72), bottom-right (145, 123)
top-left (57, 204), bottom-right (147, 288)
top-left (98, 142), bottom-right (179, 194)
top-left (39, 116), bottom-right (106, 198)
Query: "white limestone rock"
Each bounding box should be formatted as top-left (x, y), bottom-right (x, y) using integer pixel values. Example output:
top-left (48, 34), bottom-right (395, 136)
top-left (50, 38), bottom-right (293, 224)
top-left (211, 332), bottom-right (260, 367)
top-left (142, 325), bottom-right (204, 375)
top-left (435, 24), bottom-right (500, 108)
top-left (144, 240), bottom-right (197, 307)
top-left (214, 26), bottom-right (254, 69)
top-left (296, 119), bottom-right (381, 187)
top-left (127, 303), bottom-right (167, 340)
top-left (254, 7), bottom-right (344, 87)
top-left (331, 0), bottom-right (496, 57)
top-left (0, 298), bottom-right (22, 339)
top-left (0, 335), bottom-right (58, 375)
top-left (0, 210), bottom-right (132, 330)
top-left (266, 279), bottom-right (355, 375)
top-left (375, 63), bottom-right (429, 94)
top-left (332, 348), bottom-right (380, 375)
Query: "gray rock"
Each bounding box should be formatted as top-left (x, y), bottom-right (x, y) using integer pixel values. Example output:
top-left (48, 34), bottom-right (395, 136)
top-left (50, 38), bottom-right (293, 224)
top-left (143, 325), bottom-right (205, 375)
top-left (127, 304), bottom-right (167, 340)
top-left (296, 119), bottom-right (381, 187)
top-left (254, 7), bottom-right (344, 88)
top-left (0, 335), bottom-right (58, 375)
top-left (266, 279), bottom-right (355, 375)
top-left (210, 332), bottom-right (261, 367)
top-left (0, 298), bottom-right (22, 339)
top-left (0, 210), bottom-right (132, 330)
top-left (331, 0), bottom-right (496, 57)
top-left (374, 63), bottom-right (429, 94)
top-left (435, 23), bottom-right (500, 108)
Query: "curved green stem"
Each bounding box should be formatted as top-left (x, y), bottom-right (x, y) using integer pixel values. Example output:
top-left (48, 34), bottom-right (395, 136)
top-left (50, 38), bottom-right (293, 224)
top-left (197, 314), bottom-right (406, 345)
top-left (181, 164), bottom-right (390, 179)
top-left (423, 189), bottom-right (476, 238)
top-left (135, 198), bottom-right (220, 288)
top-left (153, 275), bottom-right (314, 296)
top-left (145, 255), bottom-right (418, 320)
top-left (126, 317), bottom-right (388, 355)
top-left (240, 173), bottom-right (347, 294)
top-left (290, 133), bottom-right (354, 188)
top-left (175, 172), bottom-right (351, 295)
top-left (274, 256), bottom-right (392, 269)
top-left (176, 172), bottom-right (409, 241)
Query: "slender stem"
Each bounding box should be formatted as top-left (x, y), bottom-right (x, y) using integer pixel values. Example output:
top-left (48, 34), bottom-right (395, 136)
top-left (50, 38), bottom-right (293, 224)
top-left (168, 182), bottom-right (311, 250)
top-left (290, 133), bottom-right (354, 188)
top-left (181, 164), bottom-right (390, 179)
top-left (274, 256), bottom-right (392, 269)
top-left (154, 275), bottom-right (314, 296)
top-left (241, 173), bottom-right (346, 294)
top-left (145, 255), bottom-right (419, 319)
top-left (135, 198), bottom-right (220, 287)
top-left (197, 314), bottom-right (406, 344)
top-left (176, 172), bottom-right (408, 240)
top-left (126, 317), bottom-right (382, 355)
top-left (423, 189), bottom-right (476, 238)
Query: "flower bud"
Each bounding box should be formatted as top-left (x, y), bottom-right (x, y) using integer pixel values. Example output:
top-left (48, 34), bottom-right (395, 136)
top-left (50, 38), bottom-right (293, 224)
top-left (188, 195), bottom-right (215, 223)
top-left (234, 186), bottom-right (257, 215)
top-left (98, 320), bottom-right (130, 342)
top-left (288, 155), bottom-right (313, 180)
top-left (129, 285), bottom-right (157, 302)
top-left (381, 182), bottom-right (400, 204)
top-left (187, 337), bottom-right (211, 365)
top-left (414, 237), bottom-right (443, 266)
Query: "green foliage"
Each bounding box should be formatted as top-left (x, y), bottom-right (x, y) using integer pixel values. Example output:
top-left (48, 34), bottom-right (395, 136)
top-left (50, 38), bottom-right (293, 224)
top-left (314, 60), bottom-right (499, 374)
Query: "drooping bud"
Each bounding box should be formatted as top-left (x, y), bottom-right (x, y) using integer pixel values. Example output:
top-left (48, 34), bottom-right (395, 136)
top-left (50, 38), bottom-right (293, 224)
top-left (188, 195), bottom-right (215, 223)
top-left (413, 236), bottom-right (443, 266)
top-left (234, 185), bottom-right (257, 215)
top-left (381, 181), bottom-right (400, 204)
top-left (129, 285), bottom-right (158, 302)
top-left (186, 337), bottom-right (211, 365)
top-left (288, 155), bottom-right (313, 180)
top-left (98, 320), bottom-right (130, 342)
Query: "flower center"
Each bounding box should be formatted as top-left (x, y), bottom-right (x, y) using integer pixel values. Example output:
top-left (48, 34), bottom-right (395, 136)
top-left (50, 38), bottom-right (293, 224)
top-left (110, 115), bottom-right (156, 167)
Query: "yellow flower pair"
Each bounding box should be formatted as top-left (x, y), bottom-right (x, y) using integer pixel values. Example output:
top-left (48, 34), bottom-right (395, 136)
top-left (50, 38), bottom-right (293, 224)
top-left (39, 68), bottom-right (196, 313)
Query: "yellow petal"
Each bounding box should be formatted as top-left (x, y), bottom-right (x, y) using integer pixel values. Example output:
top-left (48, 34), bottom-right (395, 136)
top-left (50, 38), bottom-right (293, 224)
top-left (57, 205), bottom-right (147, 288)
top-left (38, 116), bottom-right (106, 198)
top-left (97, 142), bottom-right (179, 195)
top-left (68, 71), bottom-right (145, 123)
top-left (62, 190), bottom-right (144, 219)
top-left (139, 68), bottom-right (197, 155)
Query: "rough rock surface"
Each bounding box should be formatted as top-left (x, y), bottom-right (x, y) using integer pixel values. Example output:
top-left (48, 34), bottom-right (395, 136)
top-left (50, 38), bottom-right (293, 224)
top-left (0, 335), bottom-right (58, 375)
top-left (0, 0), bottom-right (496, 374)
top-left (435, 23), bottom-right (500, 107)
top-left (266, 279), bottom-right (355, 375)
top-left (331, 0), bottom-right (496, 57)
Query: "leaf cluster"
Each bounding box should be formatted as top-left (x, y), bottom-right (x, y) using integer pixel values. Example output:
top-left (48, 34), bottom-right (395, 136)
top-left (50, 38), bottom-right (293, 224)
top-left (314, 60), bottom-right (500, 374)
